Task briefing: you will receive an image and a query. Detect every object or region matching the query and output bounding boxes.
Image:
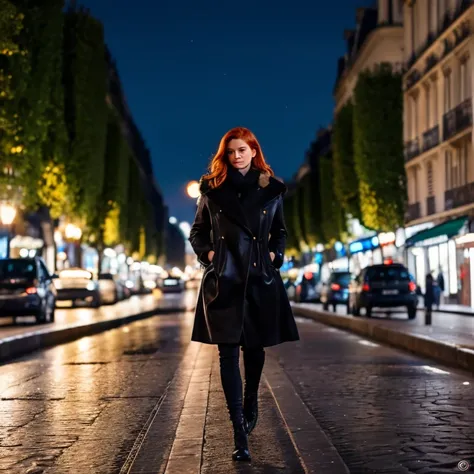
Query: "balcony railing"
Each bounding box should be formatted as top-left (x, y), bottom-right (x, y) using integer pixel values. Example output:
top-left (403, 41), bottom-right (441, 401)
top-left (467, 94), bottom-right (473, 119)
top-left (422, 125), bottom-right (440, 152)
top-left (405, 202), bottom-right (421, 222)
top-left (426, 196), bottom-right (436, 215)
top-left (443, 98), bottom-right (473, 141)
top-left (445, 182), bottom-right (474, 210)
top-left (404, 138), bottom-right (420, 162)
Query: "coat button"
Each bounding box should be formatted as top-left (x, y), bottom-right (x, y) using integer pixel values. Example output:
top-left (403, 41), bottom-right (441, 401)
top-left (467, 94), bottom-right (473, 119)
top-left (253, 262), bottom-right (257, 267)
top-left (221, 236), bottom-right (224, 239)
top-left (219, 209), bottom-right (222, 212)
top-left (253, 236), bottom-right (256, 240)
top-left (263, 210), bottom-right (267, 214)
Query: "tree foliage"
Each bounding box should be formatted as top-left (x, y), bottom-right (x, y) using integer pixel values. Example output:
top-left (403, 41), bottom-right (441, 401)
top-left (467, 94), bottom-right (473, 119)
top-left (333, 101), bottom-right (361, 221)
top-left (0, 1), bottom-right (29, 203)
top-left (319, 154), bottom-right (344, 244)
top-left (353, 64), bottom-right (406, 231)
top-left (63, 6), bottom-right (108, 232)
top-left (300, 170), bottom-right (321, 248)
top-left (282, 191), bottom-right (300, 257)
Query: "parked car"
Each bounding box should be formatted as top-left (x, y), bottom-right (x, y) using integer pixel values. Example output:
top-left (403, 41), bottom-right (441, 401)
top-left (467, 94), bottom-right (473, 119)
top-left (159, 275), bottom-right (185, 293)
top-left (54, 268), bottom-right (101, 308)
top-left (97, 273), bottom-right (119, 304)
top-left (348, 263), bottom-right (418, 319)
top-left (0, 257), bottom-right (57, 324)
top-left (320, 271), bottom-right (351, 312)
top-left (294, 271), bottom-right (320, 303)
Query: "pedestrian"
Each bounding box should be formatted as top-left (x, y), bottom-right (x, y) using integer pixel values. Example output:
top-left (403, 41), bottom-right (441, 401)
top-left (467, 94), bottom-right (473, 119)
top-left (424, 273), bottom-right (435, 325)
top-left (436, 269), bottom-right (445, 308)
top-left (189, 126), bottom-right (299, 462)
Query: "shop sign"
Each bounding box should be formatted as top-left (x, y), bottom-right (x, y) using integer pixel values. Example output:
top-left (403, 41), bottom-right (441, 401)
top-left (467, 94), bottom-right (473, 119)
top-left (349, 235), bottom-right (379, 254)
top-left (414, 234), bottom-right (448, 247)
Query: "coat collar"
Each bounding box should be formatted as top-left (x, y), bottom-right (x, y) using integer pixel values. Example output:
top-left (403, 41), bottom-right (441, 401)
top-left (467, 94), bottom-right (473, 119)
top-left (199, 173), bottom-right (286, 235)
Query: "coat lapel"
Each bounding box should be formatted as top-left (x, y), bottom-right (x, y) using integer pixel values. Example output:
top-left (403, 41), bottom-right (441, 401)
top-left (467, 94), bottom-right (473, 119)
top-left (199, 174), bottom-right (287, 236)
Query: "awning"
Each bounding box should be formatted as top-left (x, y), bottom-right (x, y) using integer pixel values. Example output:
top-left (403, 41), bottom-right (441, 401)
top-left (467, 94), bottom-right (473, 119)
top-left (405, 216), bottom-right (468, 248)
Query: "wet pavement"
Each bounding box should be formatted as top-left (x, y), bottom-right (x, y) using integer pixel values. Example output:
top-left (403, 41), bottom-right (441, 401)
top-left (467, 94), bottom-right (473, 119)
top-left (0, 291), bottom-right (196, 340)
top-left (1, 308), bottom-right (473, 473)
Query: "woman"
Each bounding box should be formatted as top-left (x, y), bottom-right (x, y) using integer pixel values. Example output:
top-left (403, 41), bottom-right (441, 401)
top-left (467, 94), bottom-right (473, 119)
top-left (189, 127), bottom-right (299, 462)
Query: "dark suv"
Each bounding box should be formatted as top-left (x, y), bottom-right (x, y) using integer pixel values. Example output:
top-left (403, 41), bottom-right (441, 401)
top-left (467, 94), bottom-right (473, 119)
top-left (0, 257), bottom-right (57, 324)
top-left (348, 263), bottom-right (418, 319)
top-left (320, 271), bottom-right (351, 311)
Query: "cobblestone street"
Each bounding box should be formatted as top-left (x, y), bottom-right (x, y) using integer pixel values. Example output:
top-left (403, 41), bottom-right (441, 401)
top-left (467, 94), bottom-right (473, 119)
top-left (1, 308), bottom-right (473, 473)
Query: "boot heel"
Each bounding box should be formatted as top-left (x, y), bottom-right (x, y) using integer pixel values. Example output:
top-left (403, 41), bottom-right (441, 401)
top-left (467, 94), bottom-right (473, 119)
top-left (232, 418), bottom-right (251, 462)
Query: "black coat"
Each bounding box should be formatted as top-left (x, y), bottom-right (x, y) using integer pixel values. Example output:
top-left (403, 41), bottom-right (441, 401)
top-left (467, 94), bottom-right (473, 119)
top-left (189, 172), bottom-right (299, 347)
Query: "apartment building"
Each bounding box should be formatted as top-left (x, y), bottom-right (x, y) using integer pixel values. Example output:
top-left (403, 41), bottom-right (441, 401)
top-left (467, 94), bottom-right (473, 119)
top-left (403, 0), bottom-right (474, 304)
top-left (334, 0), bottom-right (403, 113)
top-left (334, 0), bottom-right (404, 272)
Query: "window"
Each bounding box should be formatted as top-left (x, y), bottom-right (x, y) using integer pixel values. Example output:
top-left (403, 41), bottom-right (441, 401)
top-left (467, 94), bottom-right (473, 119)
top-left (427, 161), bottom-right (434, 196)
top-left (444, 70), bottom-right (452, 111)
top-left (411, 95), bottom-right (419, 137)
top-left (460, 57), bottom-right (471, 101)
top-left (445, 143), bottom-right (468, 190)
top-left (425, 84), bottom-right (431, 128)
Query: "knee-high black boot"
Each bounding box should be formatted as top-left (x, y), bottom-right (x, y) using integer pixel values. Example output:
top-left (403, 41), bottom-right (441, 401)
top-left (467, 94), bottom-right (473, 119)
top-left (218, 344), bottom-right (251, 462)
top-left (243, 346), bottom-right (265, 435)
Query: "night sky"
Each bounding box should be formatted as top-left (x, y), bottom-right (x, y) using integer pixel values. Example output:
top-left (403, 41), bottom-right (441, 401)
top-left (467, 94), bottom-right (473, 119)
top-left (81, 0), bottom-right (375, 223)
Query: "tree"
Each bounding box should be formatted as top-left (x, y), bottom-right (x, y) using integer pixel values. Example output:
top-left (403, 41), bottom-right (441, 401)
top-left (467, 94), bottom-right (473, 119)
top-left (353, 64), bottom-right (406, 231)
top-left (293, 182), bottom-right (308, 251)
top-left (283, 191), bottom-right (300, 257)
top-left (333, 101), bottom-right (361, 221)
top-left (300, 170), bottom-right (321, 248)
top-left (0, 1), bottom-right (29, 203)
top-left (319, 154), bottom-right (344, 244)
top-left (63, 5), bottom-right (108, 234)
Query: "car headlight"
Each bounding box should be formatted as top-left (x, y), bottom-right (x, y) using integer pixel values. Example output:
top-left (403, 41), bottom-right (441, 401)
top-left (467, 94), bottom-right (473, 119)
top-left (86, 282), bottom-right (96, 291)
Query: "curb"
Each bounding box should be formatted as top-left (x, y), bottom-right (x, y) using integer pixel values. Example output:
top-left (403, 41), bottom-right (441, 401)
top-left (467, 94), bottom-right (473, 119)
top-left (0, 306), bottom-right (188, 364)
top-left (292, 305), bottom-right (474, 373)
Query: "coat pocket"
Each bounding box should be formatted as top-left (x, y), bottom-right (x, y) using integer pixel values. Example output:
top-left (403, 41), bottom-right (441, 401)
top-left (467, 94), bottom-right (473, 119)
top-left (215, 237), bottom-right (228, 276)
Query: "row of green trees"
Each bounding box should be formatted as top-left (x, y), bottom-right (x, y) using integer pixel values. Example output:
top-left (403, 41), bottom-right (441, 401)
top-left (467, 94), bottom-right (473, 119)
top-left (284, 63), bottom-right (406, 256)
top-left (0, 1), bottom-right (164, 262)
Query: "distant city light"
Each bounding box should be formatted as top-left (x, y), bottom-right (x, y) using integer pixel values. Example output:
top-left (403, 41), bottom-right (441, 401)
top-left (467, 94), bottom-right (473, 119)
top-left (169, 216), bottom-right (178, 224)
top-left (179, 221), bottom-right (191, 238)
top-left (186, 180), bottom-right (200, 199)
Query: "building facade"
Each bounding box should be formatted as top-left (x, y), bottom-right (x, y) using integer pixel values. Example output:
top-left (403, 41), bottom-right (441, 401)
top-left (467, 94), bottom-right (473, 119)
top-left (403, 0), bottom-right (474, 304)
top-left (334, 0), bottom-right (404, 113)
top-left (333, 0), bottom-right (404, 272)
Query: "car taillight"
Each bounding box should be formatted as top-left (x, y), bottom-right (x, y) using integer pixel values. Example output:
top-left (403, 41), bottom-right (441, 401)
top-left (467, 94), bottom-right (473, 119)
top-left (331, 283), bottom-right (341, 291)
top-left (25, 287), bottom-right (37, 295)
top-left (409, 281), bottom-right (416, 292)
top-left (362, 283), bottom-right (370, 292)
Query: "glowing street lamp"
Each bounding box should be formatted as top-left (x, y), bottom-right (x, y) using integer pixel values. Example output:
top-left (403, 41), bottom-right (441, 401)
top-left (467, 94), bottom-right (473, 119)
top-left (0, 203), bottom-right (17, 258)
top-left (0, 203), bottom-right (16, 226)
top-left (186, 180), bottom-right (200, 199)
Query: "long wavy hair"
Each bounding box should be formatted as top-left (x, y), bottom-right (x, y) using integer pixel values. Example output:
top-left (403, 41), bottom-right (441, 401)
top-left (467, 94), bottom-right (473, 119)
top-left (203, 127), bottom-right (274, 189)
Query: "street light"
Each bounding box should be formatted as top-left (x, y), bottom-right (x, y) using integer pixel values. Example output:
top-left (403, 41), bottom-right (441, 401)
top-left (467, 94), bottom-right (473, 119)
top-left (186, 181), bottom-right (200, 199)
top-left (0, 203), bottom-right (16, 258)
top-left (0, 203), bottom-right (16, 226)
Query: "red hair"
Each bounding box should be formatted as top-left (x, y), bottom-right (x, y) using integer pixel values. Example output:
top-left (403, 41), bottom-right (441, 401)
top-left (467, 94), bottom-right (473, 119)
top-left (203, 127), bottom-right (274, 189)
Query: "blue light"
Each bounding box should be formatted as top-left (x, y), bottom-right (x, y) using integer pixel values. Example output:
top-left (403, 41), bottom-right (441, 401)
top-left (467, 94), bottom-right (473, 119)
top-left (349, 242), bottom-right (363, 253)
top-left (334, 241), bottom-right (343, 252)
top-left (371, 236), bottom-right (379, 247)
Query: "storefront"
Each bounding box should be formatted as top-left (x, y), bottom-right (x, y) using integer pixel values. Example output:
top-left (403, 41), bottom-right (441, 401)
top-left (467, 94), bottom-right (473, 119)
top-left (348, 234), bottom-right (382, 274)
top-left (404, 216), bottom-right (468, 299)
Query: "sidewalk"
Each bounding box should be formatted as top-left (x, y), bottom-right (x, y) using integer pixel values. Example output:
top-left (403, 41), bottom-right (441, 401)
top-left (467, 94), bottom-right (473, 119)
top-left (292, 303), bottom-right (474, 373)
top-left (121, 342), bottom-right (349, 474)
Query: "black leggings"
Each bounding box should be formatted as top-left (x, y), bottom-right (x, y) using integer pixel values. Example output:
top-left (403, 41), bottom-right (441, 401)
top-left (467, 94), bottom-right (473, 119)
top-left (218, 344), bottom-right (265, 420)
